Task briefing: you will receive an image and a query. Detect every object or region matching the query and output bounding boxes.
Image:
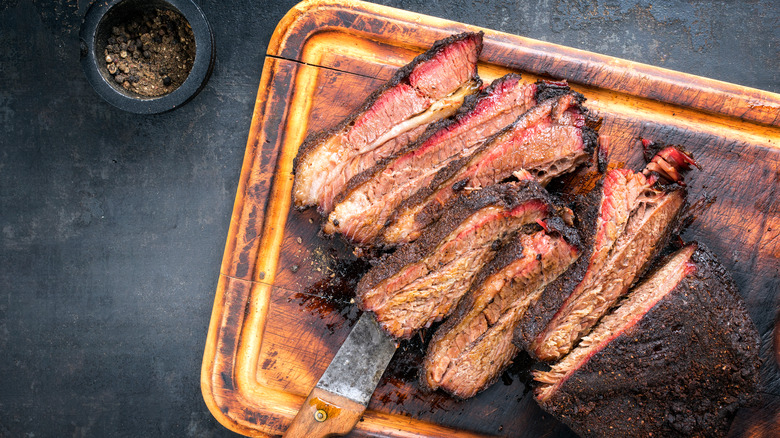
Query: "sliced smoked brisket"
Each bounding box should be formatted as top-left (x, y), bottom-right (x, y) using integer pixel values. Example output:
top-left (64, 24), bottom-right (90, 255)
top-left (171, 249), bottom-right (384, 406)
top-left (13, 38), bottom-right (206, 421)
top-left (292, 32), bottom-right (483, 212)
top-left (356, 181), bottom-right (562, 340)
top-left (422, 218), bottom-right (580, 399)
top-left (324, 74), bottom-right (546, 244)
top-left (533, 242), bottom-right (761, 438)
top-left (516, 146), bottom-right (696, 362)
top-left (382, 89), bottom-right (597, 246)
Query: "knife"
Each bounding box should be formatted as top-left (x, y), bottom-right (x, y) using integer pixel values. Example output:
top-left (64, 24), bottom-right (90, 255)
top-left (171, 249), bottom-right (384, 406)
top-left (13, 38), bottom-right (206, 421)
top-left (284, 311), bottom-right (397, 438)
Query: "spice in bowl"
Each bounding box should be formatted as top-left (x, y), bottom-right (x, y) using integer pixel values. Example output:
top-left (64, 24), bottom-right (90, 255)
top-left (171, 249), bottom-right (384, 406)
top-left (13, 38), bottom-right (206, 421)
top-left (103, 8), bottom-right (195, 97)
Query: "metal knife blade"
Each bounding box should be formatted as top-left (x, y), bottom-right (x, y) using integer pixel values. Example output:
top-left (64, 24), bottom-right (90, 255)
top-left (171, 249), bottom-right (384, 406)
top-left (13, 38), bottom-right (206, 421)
top-left (318, 311), bottom-right (398, 405)
top-left (283, 311), bottom-right (397, 438)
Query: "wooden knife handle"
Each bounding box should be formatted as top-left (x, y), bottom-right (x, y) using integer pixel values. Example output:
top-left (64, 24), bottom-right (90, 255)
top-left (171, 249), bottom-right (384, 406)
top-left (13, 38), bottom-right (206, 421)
top-left (283, 387), bottom-right (366, 438)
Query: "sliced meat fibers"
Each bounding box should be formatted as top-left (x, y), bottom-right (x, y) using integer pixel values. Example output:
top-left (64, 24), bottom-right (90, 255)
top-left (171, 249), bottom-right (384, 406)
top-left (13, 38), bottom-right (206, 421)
top-left (293, 32), bottom-right (483, 212)
top-left (533, 242), bottom-right (761, 438)
top-left (324, 74), bottom-right (543, 244)
top-left (356, 182), bottom-right (558, 340)
top-left (382, 90), bottom-right (596, 246)
top-left (422, 220), bottom-right (580, 399)
top-left (517, 147), bottom-right (696, 362)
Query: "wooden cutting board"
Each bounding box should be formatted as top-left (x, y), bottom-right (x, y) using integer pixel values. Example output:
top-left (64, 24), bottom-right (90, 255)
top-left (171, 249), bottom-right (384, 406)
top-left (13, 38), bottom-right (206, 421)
top-left (201, 0), bottom-right (780, 436)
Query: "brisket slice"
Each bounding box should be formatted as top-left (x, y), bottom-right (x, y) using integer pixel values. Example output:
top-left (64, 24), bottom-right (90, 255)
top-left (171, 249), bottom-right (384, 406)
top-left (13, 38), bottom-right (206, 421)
top-left (292, 32), bottom-right (483, 212)
top-left (533, 242), bottom-right (761, 438)
top-left (422, 220), bottom-right (580, 399)
top-left (516, 147), bottom-right (696, 362)
top-left (382, 90), bottom-right (597, 246)
top-left (324, 74), bottom-right (545, 244)
top-left (356, 181), bottom-right (560, 340)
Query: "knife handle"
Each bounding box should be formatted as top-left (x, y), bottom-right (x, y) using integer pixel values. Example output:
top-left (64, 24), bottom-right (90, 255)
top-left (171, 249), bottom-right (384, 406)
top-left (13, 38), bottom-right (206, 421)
top-left (283, 387), bottom-right (366, 438)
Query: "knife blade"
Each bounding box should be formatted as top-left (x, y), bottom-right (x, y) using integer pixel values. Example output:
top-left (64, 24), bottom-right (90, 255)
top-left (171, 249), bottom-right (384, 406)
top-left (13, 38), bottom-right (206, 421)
top-left (283, 311), bottom-right (397, 438)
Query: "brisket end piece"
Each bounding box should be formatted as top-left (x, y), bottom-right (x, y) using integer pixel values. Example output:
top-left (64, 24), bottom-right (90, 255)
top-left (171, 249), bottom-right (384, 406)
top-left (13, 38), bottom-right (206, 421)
top-left (292, 32), bottom-right (483, 212)
top-left (517, 146), bottom-right (695, 362)
top-left (324, 74), bottom-right (539, 244)
top-left (356, 181), bottom-right (557, 340)
top-left (533, 243), bottom-right (761, 438)
top-left (382, 88), bottom-right (597, 247)
top-left (422, 222), bottom-right (581, 399)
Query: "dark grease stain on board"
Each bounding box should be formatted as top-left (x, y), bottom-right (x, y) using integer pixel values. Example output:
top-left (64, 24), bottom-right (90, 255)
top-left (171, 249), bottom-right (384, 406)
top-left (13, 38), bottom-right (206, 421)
top-left (293, 254), bottom-right (372, 329)
top-left (500, 351), bottom-right (536, 395)
top-left (292, 241), bottom-right (545, 407)
top-left (375, 333), bottom-right (440, 407)
top-left (385, 334), bottom-right (427, 383)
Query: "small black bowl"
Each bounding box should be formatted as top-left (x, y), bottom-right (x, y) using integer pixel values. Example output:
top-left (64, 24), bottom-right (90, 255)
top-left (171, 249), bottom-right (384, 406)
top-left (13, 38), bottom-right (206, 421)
top-left (80, 0), bottom-right (215, 114)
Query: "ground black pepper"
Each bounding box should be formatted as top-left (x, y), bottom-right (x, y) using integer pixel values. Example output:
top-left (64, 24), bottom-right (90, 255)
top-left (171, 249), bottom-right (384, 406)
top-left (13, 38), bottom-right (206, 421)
top-left (103, 8), bottom-right (195, 97)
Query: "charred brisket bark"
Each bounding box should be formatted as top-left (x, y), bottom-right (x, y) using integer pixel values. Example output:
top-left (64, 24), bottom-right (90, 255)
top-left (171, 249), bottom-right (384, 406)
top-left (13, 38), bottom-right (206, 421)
top-left (533, 242), bottom-right (761, 438)
top-left (293, 32), bottom-right (483, 212)
top-left (356, 182), bottom-right (562, 339)
top-left (422, 219), bottom-right (580, 399)
top-left (516, 146), bottom-right (696, 362)
top-left (324, 75), bottom-right (549, 244)
top-left (382, 90), bottom-right (596, 246)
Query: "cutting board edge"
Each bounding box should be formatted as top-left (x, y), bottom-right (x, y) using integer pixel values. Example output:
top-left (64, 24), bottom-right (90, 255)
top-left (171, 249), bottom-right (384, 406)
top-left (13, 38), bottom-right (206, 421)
top-left (266, 0), bottom-right (780, 127)
top-left (202, 0), bottom-right (780, 436)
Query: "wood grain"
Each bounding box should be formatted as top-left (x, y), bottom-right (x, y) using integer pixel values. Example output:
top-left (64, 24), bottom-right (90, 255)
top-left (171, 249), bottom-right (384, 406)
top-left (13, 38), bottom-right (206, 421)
top-left (201, 0), bottom-right (780, 436)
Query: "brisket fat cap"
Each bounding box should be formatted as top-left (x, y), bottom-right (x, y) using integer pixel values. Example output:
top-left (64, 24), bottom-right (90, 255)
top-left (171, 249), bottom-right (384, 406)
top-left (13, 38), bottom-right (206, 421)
top-left (356, 181), bottom-right (561, 340)
top-left (381, 87), bottom-right (597, 247)
top-left (292, 31), bottom-right (483, 212)
top-left (422, 223), bottom-right (581, 399)
top-left (533, 243), bottom-right (761, 438)
top-left (323, 74), bottom-right (540, 245)
top-left (517, 147), bottom-right (695, 362)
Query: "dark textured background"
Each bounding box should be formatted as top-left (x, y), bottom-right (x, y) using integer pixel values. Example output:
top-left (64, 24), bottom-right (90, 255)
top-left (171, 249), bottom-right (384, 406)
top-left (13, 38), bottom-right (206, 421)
top-left (0, 0), bottom-right (778, 437)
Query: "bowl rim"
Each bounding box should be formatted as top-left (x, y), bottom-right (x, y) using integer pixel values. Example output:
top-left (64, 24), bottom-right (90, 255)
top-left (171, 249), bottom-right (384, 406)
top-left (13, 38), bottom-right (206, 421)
top-left (80, 0), bottom-right (215, 114)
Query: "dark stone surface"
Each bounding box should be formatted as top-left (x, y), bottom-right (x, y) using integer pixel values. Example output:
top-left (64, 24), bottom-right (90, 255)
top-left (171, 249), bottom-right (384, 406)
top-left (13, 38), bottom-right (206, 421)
top-left (0, 0), bottom-right (777, 437)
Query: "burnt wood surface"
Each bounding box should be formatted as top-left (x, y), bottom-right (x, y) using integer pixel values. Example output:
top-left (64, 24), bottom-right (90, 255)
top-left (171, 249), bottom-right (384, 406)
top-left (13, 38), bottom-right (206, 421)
top-left (1, 1), bottom-right (779, 438)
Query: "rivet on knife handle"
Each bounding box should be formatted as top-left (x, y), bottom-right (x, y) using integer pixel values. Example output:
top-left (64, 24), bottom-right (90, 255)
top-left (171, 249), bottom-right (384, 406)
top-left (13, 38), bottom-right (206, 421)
top-left (283, 387), bottom-right (365, 438)
top-left (283, 313), bottom-right (397, 438)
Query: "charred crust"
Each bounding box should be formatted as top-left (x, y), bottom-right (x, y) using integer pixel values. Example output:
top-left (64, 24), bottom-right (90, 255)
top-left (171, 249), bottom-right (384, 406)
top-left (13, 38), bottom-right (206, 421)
top-left (543, 216), bottom-right (581, 249)
top-left (390, 89), bottom-right (592, 238)
top-left (516, 174), bottom-right (690, 358)
top-left (449, 74), bottom-right (519, 120)
top-left (568, 184), bottom-right (603, 253)
top-left (639, 138), bottom-right (660, 163)
top-left (420, 235), bottom-right (529, 391)
top-left (336, 74), bottom-right (536, 218)
top-left (535, 79), bottom-right (575, 103)
top-left (536, 242), bottom-right (760, 438)
top-left (452, 178), bottom-right (470, 192)
top-left (386, 153), bottom-right (471, 234)
top-left (357, 181), bottom-right (552, 300)
top-left (415, 31), bottom-right (484, 74)
top-left (330, 75), bottom-right (493, 208)
top-left (582, 126), bottom-right (599, 166)
top-left (293, 31), bottom-right (484, 173)
top-left (423, 216), bottom-right (578, 396)
top-left (649, 175), bottom-right (684, 193)
top-left (514, 182), bottom-right (602, 355)
top-left (460, 73), bottom-right (524, 114)
top-left (582, 127), bottom-right (598, 154)
top-left (460, 217), bottom-right (567, 300)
